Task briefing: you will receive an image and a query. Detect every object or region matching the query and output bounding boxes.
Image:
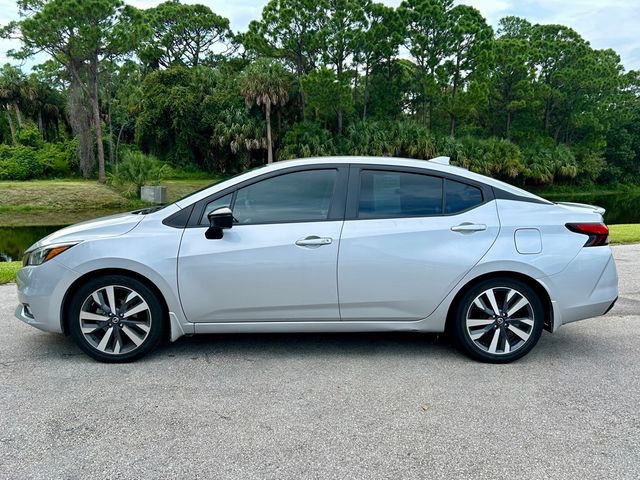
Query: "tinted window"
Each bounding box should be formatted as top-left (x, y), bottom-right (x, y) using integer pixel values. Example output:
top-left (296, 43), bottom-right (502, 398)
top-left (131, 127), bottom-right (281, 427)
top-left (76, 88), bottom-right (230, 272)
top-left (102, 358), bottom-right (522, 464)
top-left (358, 170), bottom-right (443, 218)
top-left (201, 193), bottom-right (233, 224)
top-left (232, 169), bottom-right (337, 224)
top-left (444, 180), bottom-right (483, 214)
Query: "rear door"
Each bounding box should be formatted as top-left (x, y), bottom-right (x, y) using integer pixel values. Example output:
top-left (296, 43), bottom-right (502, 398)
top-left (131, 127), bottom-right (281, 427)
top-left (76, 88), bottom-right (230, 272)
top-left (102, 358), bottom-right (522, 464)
top-left (337, 165), bottom-right (500, 321)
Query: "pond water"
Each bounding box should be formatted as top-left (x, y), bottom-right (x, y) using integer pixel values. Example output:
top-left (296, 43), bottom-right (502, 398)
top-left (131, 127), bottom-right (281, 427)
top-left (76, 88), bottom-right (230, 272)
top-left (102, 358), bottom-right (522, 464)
top-left (1, 191), bottom-right (639, 262)
top-left (0, 226), bottom-right (62, 262)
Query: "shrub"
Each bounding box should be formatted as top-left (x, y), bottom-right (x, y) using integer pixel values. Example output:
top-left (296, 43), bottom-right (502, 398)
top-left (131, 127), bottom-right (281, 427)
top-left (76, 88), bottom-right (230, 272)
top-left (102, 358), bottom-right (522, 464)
top-left (17, 125), bottom-right (44, 149)
top-left (278, 122), bottom-right (337, 160)
top-left (0, 145), bottom-right (45, 180)
top-left (107, 150), bottom-right (171, 196)
top-left (36, 140), bottom-right (77, 178)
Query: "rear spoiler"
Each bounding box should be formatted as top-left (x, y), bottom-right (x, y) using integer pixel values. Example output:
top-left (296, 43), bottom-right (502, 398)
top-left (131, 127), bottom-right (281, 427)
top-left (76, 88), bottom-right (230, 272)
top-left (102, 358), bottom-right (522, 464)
top-left (555, 201), bottom-right (606, 216)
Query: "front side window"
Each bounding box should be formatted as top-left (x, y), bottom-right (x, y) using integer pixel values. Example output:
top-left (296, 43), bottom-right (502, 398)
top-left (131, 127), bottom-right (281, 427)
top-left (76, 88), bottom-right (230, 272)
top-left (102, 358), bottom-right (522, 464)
top-left (358, 170), bottom-right (443, 218)
top-left (231, 169), bottom-right (337, 224)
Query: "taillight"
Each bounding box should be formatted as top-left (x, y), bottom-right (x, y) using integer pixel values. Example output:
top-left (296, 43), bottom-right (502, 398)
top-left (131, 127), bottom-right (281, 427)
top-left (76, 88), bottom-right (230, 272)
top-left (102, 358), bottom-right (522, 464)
top-left (565, 223), bottom-right (609, 247)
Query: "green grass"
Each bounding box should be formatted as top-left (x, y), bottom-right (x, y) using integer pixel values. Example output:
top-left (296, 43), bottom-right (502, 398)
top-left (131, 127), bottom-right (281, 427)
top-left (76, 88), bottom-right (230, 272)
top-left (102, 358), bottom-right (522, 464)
top-left (609, 224), bottom-right (640, 244)
top-left (0, 178), bottom-right (217, 226)
top-left (0, 261), bottom-right (20, 284)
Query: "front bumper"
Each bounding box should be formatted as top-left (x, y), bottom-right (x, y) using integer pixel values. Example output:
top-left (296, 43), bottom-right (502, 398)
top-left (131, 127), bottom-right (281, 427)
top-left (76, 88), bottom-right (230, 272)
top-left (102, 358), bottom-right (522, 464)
top-left (15, 259), bottom-right (81, 334)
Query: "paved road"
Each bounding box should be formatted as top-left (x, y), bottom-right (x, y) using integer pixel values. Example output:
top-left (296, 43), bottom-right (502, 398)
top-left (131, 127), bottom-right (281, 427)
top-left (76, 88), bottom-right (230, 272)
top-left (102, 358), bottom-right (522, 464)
top-left (1, 246), bottom-right (639, 479)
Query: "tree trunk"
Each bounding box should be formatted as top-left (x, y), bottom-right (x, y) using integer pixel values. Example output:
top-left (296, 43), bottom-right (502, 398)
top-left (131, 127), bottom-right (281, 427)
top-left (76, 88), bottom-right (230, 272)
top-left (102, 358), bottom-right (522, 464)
top-left (4, 106), bottom-right (16, 145)
top-left (362, 62), bottom-right (370, 121)
top-left (115, 122), bottom-right (126, 171)
top-left (337, 108), bottom-right (343, 135)
top-left (90, 56), bottom-right (106, 183)
top-left (265, 101), bottom-right (273, 164)
top-left (449, 114), bottom-right (456, 137)
top-left (107, 93), bottom-right (114, 166)
top-left (544, 97), bottom-right (552, 131)
top-left (13, 101), bottom-right (23, 129)
top-left (38, 111), bottom-right (44, 138)
top-left (506, 111), bottom-right (512, 139)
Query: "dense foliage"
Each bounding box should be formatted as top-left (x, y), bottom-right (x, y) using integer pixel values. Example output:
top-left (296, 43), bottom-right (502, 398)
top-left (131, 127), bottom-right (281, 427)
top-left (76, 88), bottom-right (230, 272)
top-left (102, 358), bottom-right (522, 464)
top-left (1, 0), bottom-right (639, 186)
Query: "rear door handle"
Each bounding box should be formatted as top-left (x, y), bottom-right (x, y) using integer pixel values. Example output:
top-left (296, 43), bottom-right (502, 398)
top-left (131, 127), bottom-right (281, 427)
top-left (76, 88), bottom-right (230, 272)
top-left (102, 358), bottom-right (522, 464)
top-left (295, 236), bottom-right (333, 247)
top-left (451, 223), bottom-right (487, 233)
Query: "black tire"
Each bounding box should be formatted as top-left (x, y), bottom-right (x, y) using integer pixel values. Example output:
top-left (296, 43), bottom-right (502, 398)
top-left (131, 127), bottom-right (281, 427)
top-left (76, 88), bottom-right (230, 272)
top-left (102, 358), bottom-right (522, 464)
top-left (452, 277), bottom-right (544, 363)
top-left (68, 275), bottom-right (165, 363)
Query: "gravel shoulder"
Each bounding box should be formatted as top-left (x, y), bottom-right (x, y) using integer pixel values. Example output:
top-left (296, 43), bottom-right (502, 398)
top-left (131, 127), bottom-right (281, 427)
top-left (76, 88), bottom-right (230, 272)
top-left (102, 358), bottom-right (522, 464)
top-left (1, 245), bottom-right (639, 479)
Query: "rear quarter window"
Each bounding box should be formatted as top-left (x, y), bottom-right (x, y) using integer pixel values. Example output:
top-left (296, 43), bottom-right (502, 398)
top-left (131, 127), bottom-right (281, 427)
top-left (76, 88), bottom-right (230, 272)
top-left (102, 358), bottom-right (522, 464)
top-left (444, 180), bottom-right (483, 214)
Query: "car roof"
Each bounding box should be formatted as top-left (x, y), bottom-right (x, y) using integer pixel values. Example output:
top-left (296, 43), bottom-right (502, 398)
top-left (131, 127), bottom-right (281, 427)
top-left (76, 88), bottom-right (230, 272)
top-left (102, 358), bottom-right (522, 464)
top-left (175, 156), bottom-right (546, 208)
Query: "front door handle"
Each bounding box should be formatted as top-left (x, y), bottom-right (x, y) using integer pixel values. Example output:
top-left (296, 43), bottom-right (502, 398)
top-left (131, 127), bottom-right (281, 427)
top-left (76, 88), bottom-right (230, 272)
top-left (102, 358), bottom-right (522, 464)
top-left (451, 223), bottom-right (487, 233)
top-left (295, 236), bottom-right (333, 247)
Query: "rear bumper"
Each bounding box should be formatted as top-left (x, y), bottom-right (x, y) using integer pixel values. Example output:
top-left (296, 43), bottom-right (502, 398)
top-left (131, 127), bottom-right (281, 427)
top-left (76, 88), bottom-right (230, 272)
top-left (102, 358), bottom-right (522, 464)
top-left (539, 246), bottom-right (618, 331)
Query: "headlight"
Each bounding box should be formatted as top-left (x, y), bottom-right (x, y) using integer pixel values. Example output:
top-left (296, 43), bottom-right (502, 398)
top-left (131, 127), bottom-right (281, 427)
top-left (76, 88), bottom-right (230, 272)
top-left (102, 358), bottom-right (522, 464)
top-left (23, 243), bottom-right (79, 266)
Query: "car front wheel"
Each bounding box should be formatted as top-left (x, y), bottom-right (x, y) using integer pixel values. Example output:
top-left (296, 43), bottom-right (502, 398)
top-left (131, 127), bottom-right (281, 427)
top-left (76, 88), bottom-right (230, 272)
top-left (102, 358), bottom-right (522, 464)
top-left (68, 275), bottom-right (165, 362)
top-left (453, 277), bottom-right (544, 363)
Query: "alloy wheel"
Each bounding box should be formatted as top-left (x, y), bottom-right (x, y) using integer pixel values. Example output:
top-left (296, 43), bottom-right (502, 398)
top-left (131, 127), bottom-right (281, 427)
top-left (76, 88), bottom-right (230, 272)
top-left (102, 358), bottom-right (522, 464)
top-left (78, 285), bottom-right (152, 355)
top-left (465, 287), bottom-right (535, 355)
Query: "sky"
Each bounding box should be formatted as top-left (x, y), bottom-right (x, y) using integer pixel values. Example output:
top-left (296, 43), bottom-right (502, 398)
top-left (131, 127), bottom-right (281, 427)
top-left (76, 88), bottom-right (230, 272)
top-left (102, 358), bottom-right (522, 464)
top-left (1, 0), bottom-right (639, 71)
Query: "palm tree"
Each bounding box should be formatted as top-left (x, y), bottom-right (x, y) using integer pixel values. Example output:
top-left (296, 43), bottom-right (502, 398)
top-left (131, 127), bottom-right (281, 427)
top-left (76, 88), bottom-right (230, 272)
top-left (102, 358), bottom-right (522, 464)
top-left (240, 59), bottom-right (291, 164)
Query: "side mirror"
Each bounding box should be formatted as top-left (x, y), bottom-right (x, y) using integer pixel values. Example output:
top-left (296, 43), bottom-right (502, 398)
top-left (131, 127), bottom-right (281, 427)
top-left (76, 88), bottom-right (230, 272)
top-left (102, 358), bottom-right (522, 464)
top-left (205, 207), bottom-right (233, 239)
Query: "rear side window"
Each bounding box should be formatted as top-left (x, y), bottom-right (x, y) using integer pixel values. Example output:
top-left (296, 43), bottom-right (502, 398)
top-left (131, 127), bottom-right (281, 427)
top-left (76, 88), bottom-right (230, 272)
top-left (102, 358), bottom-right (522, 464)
top-left (358, 170), bottom-right (443, 218)
top-left (444, 180), bottom-right (483, 214)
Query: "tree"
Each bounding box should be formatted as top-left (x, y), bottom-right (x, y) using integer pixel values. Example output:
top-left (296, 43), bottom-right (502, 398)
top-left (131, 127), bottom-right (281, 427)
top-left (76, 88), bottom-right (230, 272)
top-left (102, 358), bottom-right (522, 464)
top-left (139, 1), bottom-right (232, 69)
top-left (301, 67), bottom-right (353, 132)
top-left (5, 0), bottom-right (146, 182)
top-left (399, 0), bottom-right (454, 128)
top-left (354, 2), bottom-right (402, 120)
top-left (441, 5), bottom-right (493, 136)
top-left (240, 59), bottom-right (292, 164)
top-left (489, 18), bottom-right (535, 138)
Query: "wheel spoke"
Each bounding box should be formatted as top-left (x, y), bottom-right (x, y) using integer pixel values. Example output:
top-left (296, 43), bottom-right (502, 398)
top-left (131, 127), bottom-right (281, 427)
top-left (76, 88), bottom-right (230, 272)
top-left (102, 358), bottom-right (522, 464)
top-left (507, 324), bottom-right (530, 342)
top-left (508, 317), bottom-right (534, 327)
top-left (121, 325), bottom-right (144, 346)
top-left (473, 297), bottom-right (493, 316)
top-left (97, 327), bottom-right (114, 352)
top-left (113, 328), bottom-right (123, 354)
top-left (80, 311), bottom-right (109, 322)
top-left (105, 286), bottom-right (117, 314)
top-left (488, 328), bottom-right (500, 353)
top-left (505, 289), bottom-right (517, 306)
top-left (470, 325), bottom-right (493, 340)
top-left (122, 301), bottom-right (149, 318)
top-left (507, 297), bottom-right (530, 318)
top-left (467, 318), bottom-right (494, 327)
top-left (484, 289), bottom-right (501, 316)
top-left (503, 335), bottom-right (510, 354)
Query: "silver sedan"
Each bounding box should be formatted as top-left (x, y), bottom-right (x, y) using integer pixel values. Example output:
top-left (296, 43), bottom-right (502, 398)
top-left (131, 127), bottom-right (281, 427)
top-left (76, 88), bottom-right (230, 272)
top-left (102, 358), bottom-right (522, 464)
top-left (15, 156), bottom-right (618, 363)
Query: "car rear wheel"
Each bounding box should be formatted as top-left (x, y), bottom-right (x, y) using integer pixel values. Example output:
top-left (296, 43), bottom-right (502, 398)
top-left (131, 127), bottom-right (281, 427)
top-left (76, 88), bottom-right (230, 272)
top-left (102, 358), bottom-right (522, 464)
top-left (68, 275), bottom-right (165, 363)
top-left (453, 278), bottom-right (544, 363)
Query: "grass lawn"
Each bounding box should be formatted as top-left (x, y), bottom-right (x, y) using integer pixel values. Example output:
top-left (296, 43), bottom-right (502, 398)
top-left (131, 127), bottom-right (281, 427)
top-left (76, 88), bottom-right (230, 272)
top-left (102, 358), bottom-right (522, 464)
top-left (609, 224), bottom-right (640, 244)
top-left (0, 261), bottom-right (21, 284)
top-left (0, 178), bottom-right (216, 227)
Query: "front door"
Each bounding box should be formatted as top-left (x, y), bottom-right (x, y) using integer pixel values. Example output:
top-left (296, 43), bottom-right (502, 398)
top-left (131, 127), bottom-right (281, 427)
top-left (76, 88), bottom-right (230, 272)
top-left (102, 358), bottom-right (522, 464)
top-left (177, 167), bottom-right (347, 323)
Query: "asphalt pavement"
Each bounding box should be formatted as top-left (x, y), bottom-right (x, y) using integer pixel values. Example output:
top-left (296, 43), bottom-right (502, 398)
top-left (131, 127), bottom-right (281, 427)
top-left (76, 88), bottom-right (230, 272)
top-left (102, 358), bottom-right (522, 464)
top-left (1, 245), bottom-right (639, 479)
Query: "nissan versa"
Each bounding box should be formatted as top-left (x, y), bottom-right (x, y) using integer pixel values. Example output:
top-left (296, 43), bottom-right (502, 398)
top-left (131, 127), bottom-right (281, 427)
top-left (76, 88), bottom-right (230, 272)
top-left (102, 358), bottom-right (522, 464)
top-left (15, 157), bottom-right (618, 363)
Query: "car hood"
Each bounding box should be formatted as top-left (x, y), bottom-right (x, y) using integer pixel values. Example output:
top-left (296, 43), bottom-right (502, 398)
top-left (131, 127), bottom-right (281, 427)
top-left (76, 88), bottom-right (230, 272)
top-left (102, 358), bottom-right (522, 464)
top-left (27, 211), bottom-right (145, 252)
